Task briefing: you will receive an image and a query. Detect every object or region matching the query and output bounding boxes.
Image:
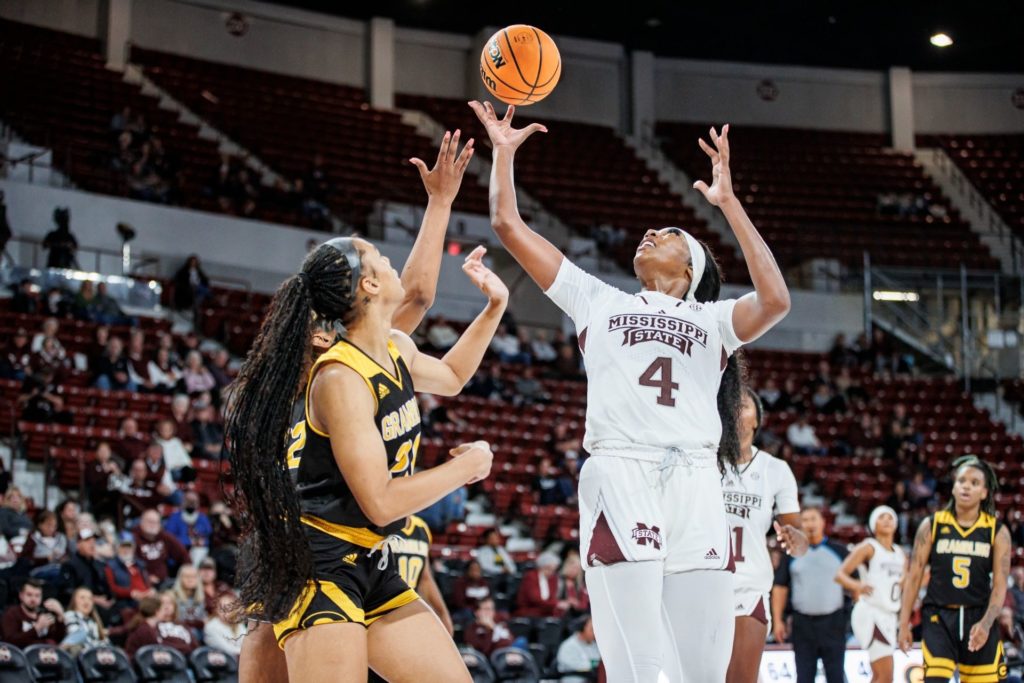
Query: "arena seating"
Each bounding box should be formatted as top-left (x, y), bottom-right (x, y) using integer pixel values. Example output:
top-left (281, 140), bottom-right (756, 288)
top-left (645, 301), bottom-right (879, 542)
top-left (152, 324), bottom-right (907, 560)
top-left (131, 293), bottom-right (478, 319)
top-left (130, 48), bottom-right (492, 227)
top-left (921, 133), bottom-right (1024, 240)
top-left (0, 20), bottom-right (228, 217)
top-left (656, 123), bottom-right (1000, 271)
top-left (397, 94), bottom-right (745, 282)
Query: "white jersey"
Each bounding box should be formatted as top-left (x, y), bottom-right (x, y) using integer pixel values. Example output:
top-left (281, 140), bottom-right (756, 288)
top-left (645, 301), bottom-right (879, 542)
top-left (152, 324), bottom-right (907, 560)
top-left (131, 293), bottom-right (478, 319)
top-left (860, 538), bottom-right (905, 613)
top-left (721, 448), bottom-right (800, 594)
top-left (545, 259), bottom-right (745, 458)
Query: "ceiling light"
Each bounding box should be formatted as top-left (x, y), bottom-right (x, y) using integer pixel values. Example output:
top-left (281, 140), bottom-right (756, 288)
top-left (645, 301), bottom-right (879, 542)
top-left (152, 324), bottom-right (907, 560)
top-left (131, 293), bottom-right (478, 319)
top-left (930, 33), bottom-right (953, 48)
top-left (873, 290), bottom-right (920, 302)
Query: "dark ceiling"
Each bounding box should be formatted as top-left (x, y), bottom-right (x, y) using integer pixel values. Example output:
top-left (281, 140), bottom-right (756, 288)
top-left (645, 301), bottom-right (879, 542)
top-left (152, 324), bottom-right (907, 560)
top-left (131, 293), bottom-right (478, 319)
top-left (271, 1), bottom-right (1024, 73)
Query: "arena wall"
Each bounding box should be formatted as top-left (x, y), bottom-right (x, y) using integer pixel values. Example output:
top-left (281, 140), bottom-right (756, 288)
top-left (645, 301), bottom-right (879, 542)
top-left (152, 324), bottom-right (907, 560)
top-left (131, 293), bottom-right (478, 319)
top-left (0, 0), bottom-right (101, 38)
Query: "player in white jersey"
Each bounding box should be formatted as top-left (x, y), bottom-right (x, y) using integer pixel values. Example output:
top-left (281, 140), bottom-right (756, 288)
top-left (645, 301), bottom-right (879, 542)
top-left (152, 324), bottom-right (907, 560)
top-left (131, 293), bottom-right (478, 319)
top-left (470, 100), bottom-right (791, 682)
top-left (835, 505), bottom-right (907, 683)
top-left (723, 387), bottom-right (808, 683)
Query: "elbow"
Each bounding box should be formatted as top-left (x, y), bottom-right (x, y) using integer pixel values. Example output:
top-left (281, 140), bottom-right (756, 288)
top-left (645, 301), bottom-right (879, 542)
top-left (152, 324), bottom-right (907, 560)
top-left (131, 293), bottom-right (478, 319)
top-left (767, 290), bottom-right (792, 320)
top-left (360, 499), bottom-right (395, 528)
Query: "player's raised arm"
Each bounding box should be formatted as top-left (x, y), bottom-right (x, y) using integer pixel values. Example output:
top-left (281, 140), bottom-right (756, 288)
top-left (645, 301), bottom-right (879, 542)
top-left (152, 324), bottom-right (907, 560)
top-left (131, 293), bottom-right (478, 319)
top-left (898, 516), bottom-right (933, 651)
top-left (391, 246), bottom-right (508, 396)
top-left (469, 100), bottom-right (564, 290)
top-left (392, 130), bottom-right (475, 334)
top-left (692, 125), bottom-right (791, 343)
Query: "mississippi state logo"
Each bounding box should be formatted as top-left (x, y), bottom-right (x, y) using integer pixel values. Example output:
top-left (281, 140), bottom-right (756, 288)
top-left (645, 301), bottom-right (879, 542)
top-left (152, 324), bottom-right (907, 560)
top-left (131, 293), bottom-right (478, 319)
top-left (631, 523), bottom-right (662, 549)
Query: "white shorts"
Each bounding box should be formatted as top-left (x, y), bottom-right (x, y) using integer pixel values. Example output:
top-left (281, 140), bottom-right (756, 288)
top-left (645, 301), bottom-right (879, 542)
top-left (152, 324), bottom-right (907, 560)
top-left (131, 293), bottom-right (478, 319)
top-left (850, 600), bottom-right (897, 662)
top-left (734, 588), bottom-right (771, 630)
top-left (578, 453), bottom-right (730, 574)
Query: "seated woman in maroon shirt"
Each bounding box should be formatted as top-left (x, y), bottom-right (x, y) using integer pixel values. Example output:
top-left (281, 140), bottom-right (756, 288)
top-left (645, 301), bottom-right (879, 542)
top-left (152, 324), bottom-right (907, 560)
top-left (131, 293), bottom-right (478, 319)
top-left (124, 592), bottom-right (196, 657)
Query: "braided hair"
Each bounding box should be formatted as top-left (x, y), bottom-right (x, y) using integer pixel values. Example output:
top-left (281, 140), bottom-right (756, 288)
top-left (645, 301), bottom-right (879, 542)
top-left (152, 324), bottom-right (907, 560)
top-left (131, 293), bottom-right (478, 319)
top-left (691, 242), bottom-right (746, 474)
top-left (226, 240), bottom-right (362, 622)
top-left (946, 454), bottom-right (1000, 517)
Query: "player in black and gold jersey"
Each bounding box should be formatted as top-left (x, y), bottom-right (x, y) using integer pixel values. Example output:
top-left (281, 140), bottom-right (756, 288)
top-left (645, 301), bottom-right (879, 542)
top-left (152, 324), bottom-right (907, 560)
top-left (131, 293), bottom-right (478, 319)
top-left (899, 456), bottom-right (1012, 683)
top-left (228, 186), bottom-right (510, 679)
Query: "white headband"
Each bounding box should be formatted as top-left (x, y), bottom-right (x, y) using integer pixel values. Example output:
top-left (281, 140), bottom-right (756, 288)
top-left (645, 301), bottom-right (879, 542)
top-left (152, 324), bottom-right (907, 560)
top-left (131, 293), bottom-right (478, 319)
top-left (681, 230), bottom-right (706, 302)
top-left (868, 505), bottom-right (897, 534)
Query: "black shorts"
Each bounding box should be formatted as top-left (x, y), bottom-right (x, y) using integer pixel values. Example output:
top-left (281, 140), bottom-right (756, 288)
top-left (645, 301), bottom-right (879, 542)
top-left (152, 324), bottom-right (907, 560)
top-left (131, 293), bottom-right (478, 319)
top-left (273, 525), bottom-right (419, 647)
top-left (921, 605), bottom-right (1007, 682)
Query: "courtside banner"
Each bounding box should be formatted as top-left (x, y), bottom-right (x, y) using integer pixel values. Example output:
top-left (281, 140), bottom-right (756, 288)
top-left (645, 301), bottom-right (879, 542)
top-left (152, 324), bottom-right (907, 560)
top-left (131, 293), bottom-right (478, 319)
top-left (760, 648), bottom-right (926, 682)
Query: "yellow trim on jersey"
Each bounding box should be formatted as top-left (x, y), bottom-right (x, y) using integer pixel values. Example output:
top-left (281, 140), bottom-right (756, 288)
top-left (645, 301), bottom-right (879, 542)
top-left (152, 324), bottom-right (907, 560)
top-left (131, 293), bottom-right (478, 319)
top-left (922, 642), bottom-right (956, 671)
top-left (301, 515), bottom-right (385, 549)
top-left (925, 668), bottom-right (955, 680)
top-left (364, 588), bottom-right (420, 625)
top-left (959, 675), bottom-right (999, 683)
top-left (933, 510), bottom-right (996, 540)
top-left (404, 515), bottom-right (433, 545)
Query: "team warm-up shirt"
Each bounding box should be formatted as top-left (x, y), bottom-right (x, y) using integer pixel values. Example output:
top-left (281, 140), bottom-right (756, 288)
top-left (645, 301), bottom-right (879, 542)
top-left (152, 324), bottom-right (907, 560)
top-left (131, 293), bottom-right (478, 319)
top-left (721, 448), bottom-right (801, 594)
top-left (860, 538), bottom-right (906, 614)
top-left (545, 259), bottom-right (745, 456)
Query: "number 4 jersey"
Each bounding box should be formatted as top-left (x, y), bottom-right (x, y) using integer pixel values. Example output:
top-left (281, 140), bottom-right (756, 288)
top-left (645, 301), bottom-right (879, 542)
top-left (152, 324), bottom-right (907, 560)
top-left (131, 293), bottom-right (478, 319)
top-left (545, 259), bottom-right (746, 457)
top-left (721, 448), bottom-right (801, 594)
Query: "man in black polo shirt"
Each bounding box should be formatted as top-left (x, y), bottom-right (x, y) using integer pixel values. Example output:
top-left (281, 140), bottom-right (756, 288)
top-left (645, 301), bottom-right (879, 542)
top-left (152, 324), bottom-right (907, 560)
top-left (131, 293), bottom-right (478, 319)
top-left (772, 507), bottom-right (849, 683)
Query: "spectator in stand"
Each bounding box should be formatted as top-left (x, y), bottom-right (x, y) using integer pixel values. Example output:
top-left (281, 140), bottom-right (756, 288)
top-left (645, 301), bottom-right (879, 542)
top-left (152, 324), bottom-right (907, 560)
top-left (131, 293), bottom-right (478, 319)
top-left (547, 423), bottom-right (582, 463)
top-left (18, 368), bottom-right (73, 425)
top-left (207, 501), bottom-right (239, 553)
top-left (156, 331), bottom-right (181, 366)
top-left (95, 282), bottom-right (130, 326)
top-left (417, 486), bottom-right (467, 533)
top-left (559, 554), bottom-right (590, 618)
top-left (757, 377), bottom-right (783, 411)
top-left (34, 336), bottom-right (70, 376)
top-left (465, 364), bottom-right (507, 401)
top-left (55, 500), bottom-right (80, 548)
top-left (10, 279), bottom-right (40, 314)
top-left (61, 587), bottom-right (109, 655)
top-left (465, 597), bottom-right (515, 657)
top-left (556, 616), bottom-right (602, 683)
top-left (117, 459), bottom-right (162, 523)
top-left (165, 491), bottom-right (212, 561)
top-left (153, 420), bottom-right (195, 482)
top-left (1, 579), bottom-right (66, 647)
top-left (513, 366), bottom-right (550, 406)
top-left (106, 535), bottom-right (154, 612)
top-left (31, 318), bottom-right (64, 355)
top-left (183, 351), bottom-right (216, 396)
top-left (478, 529), bottom-right (517, 578)
top-left (142, 441), bottom-right (186, 497)
top-left (88, 325), bottom-right (110, 368)
top-left (1010, 567), bottom-right (1024, 620)
top-left (125, 593), bottom-right (196, 657)
top-left (451, 560), bottom-right (491, 622)
top-left (208, 349), bottom-right (233, 392)
top-left (828, 333), bottom-right (855, 369)
top-left (2, 328), bottom-right (33, 381)
top-left (531, 330), bottom-right (558, 364)
top-left (190, 401), bottom-right (224, 460)
top-left (172, 255), bottom-right (210, 312)
top-left (73, 280), bottom-right (101, 322)
top-left (18, 509), bottom-right (68, 580)
top-left (0, 486), bottom-right (32, 546)
top-left (148, 347), bottom-right (184, 395)
top-left (0, 532), bottom-right (17, 574)
top-left (133, 509), bottom-right (189, 587)
top-left (231, 167), bottom-right (259, 217)
top-left (297, 152), bottom-right (332, 228)
top-left (42, 207), bottom-right (78, 269)
top-left (810, 384), bottom-right (845, 415)
top-left (117, 416), bottom-right (149, 462)
top-left (787, 413), bottom-right (827, 456)
top-left (905, 470), bottom-right (936, 510)
top-left (845, 414), bottom-right (883, 457)
top-left (552, 342), bottom-right (583, 381)
top-left (171, 564), bottom-right (207, 636)
top-left (427, 317), bottom-right (460, 351)
top-left (204, 591), bottom-right (244, 656)
top-left (198, 557), bottom-right (230, 615)
top-left (60, 529), bottom-right (116, 613)
top-left (490, 324), bottom-right (531, 364)
top-left (94, 337), bottom-right (137, 392)
top-left (125, 329), bottom-right (151, 391)
top-left (516, 552), bottom-right (568, 618)
top-left (534, 457), bottom-right (574, 506)
top-left (170, 394), bottom-right (194, 443)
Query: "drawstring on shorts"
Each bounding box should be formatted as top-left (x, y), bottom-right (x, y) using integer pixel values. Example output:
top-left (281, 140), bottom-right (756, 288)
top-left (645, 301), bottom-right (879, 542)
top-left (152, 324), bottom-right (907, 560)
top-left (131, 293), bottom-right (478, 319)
top-left (654, 447), bottom-right (696, 488)
top-left (368, 534), bottom-right (403, 570)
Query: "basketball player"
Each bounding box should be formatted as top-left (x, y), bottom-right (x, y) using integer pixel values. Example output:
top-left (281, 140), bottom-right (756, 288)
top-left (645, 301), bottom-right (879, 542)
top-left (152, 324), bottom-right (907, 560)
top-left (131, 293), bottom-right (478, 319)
top-left (229, 237), bottom-right (504, 681)
top-left (835, 506), bottom-right (907, 683)
top-left (724, 387), bottom-right (808, 683)
top-left (469, 101), bottom-right (791, 682)
top-left (238, 130), bottom-right (476, 682)
top-left (898, 456), bottom-right (1012, 683)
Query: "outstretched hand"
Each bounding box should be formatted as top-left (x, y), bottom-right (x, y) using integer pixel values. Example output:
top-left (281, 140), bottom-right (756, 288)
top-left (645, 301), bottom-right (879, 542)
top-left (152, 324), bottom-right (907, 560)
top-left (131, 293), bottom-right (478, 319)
top-left (410, 129), bottom-right (474, 204)
top-left (692, 124), bottom-right (736, 207)
top-left (468, 101), bottom-right (547, 151)
top-left (461, 246), bottom-right (509, 305)
top-left (774, 521), bottom-right (808, 557)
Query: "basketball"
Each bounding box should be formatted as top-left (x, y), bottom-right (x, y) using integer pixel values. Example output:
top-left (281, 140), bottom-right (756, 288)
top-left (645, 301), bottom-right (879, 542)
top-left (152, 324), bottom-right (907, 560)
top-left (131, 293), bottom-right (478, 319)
top-left (479, 24), bottom-right (561, 105)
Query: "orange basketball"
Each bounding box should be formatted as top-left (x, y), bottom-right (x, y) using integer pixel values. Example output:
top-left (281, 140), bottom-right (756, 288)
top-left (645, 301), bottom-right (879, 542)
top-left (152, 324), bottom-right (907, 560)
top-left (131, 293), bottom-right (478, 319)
top-left (480, 25), bottom-right (561, 105)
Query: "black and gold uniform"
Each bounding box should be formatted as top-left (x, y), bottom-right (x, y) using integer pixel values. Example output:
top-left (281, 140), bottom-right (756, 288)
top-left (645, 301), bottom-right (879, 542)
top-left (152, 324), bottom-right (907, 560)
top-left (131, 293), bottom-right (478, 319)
top-left (392, 515), bottom-right (433, 591)
top-left (921, 509), bottom-right (1007, 683)
top-left (273, 338), bottom-right (423, 646)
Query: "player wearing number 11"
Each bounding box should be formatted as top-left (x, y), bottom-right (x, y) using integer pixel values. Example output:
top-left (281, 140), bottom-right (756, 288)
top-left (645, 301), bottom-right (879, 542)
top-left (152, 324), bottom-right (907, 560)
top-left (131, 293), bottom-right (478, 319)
top-left (470, 100), bottom-right (791, 682)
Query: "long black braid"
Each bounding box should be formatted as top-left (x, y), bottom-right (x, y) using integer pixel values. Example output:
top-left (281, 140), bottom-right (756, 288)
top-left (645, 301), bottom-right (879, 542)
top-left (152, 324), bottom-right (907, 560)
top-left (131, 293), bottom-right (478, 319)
top-left (692, 242), bottom-right (746, 474)
top-left (226, 243), bottom-right (361, 622)
top-left (945, 454), bottom-right (1000, 517)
